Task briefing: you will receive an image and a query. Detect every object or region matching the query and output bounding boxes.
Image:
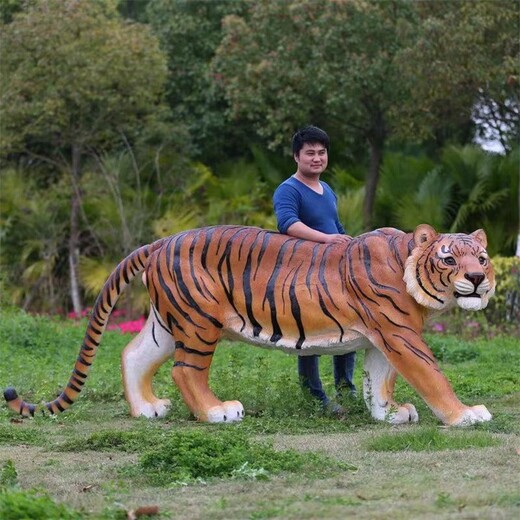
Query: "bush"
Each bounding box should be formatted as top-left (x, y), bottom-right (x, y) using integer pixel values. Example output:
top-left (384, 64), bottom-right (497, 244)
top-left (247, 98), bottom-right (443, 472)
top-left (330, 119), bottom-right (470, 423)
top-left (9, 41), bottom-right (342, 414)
top-left (134, 428), bottom-right (351, 486)
top-left (485, 256), bottom-right (520, 325)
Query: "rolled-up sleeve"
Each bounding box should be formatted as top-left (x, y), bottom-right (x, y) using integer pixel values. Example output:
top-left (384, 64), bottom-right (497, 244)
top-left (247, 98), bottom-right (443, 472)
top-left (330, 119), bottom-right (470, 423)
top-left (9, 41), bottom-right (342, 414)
top-left (273, 184), bottom-right (301, 234)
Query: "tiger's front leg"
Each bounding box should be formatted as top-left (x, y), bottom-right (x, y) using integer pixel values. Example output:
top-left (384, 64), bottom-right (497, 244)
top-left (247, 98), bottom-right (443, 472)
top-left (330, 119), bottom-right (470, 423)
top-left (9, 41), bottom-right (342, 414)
top-left (172, 337), bottom-right (244, 423)
top-left (363, 347), bottom-right (419, 424)
top-left (370, 332), bottom-right (492, 426)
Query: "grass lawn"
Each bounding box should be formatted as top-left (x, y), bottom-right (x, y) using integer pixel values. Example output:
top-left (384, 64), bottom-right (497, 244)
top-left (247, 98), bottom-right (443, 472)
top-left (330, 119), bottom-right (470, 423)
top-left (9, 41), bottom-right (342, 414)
top-left (1, 308), bottom-right (519, 519)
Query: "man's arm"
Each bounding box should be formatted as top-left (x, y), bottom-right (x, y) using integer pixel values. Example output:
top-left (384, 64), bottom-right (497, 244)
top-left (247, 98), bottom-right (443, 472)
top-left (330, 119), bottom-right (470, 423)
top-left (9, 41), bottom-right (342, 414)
top-left (286, 222), bottom-right (350, 244)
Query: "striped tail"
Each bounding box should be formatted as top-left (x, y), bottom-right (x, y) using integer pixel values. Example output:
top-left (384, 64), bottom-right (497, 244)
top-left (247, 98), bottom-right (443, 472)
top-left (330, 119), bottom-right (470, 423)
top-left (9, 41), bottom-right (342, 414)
top-left (4, 239), bottom-right (166, 417)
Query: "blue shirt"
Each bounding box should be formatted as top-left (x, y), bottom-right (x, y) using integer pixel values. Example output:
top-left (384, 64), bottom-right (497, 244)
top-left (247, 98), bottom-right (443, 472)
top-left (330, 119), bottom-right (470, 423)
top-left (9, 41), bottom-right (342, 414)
top-left (273, 176), bottom-right (345, 235)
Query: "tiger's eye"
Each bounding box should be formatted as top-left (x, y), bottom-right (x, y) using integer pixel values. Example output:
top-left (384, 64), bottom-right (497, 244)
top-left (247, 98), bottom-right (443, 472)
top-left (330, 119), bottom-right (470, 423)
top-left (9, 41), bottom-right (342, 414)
top-left (443, 257), bottom-right (456, 266)
top-left (479, 256), bottom-right (487, 265)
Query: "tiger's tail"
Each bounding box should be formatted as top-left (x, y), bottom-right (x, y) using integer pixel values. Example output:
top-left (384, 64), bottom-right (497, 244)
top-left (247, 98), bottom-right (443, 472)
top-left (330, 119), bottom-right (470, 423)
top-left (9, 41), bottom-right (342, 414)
top-left (4, 239), bottom-right (166, 417)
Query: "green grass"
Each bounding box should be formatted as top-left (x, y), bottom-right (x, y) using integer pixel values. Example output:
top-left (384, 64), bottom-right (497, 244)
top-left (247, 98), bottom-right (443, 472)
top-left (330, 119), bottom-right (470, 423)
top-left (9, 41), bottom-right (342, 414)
top-left (0, 307), bottom-right (519, 519)
top-left (126, 428), bottom-right (354, 486)
top-left (365, 426), bottom-right (501, 452)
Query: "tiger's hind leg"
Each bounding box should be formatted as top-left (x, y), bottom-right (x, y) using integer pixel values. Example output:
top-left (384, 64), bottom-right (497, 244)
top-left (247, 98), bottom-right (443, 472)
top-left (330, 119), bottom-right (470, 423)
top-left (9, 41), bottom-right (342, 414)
top-left (122, 311), bottom-right (175, 418)
top-left (172, 337), bottom-right (244, 423)
top-left (363, 347), bottom-right (419, 424)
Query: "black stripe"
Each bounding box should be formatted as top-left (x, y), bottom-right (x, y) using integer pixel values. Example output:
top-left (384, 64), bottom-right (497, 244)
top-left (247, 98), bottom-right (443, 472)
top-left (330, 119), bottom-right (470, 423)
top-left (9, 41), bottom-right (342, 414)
top-left (71, 375), bottom-right (85, 386)
top-left (289, 266), bottom-right (305, 348)
top-left (171, 238), bottom-right (224, 328)
top-left (84, 334), bottom-right (99, 347)
top-left (393, 334), bottom-right (436, 365)
top-left (62, 394), bottom-right (74, 405)
top-left (156, 259), bottom-right (203, 329)
top-left (362, 241), bottom-right (400, 293)
top-left (263, 240), bottom-right (291, 342)
top-left (243, 231), bottom-right (264, 336)
top-left (317, 288), bottom-right (344, 342)
top-left (115, 265), bottom-right (121, 294)
top-left (173, 361), bottom-right (206, 371)
top-left (175, 341), bottom-right (214, 356)
top-left (216, 236), bottom-right (246, 330)
top-left (68, 381), bottom-right (82, 393)
top-left (77, 354), bottom-right (92, 367)
top-left (318, 246), bottom-right (340, 310)
top-left (253, 232), bottom-right (273, 279)
top-left (188, 236), bottom-right (212, 303)
top-left (74, 368), bottom-right (88, 379)
top-left (88, 323), bottom-right (102, 336)
top-left (415, 261), bottom-right (444, 304)
top-left (305, 244), bottom-right (321, 296)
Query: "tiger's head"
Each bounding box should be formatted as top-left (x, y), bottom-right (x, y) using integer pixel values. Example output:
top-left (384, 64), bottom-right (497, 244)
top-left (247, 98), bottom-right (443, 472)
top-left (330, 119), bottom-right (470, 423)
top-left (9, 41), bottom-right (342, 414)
top-left (403, 224), bottom-right (495, 312)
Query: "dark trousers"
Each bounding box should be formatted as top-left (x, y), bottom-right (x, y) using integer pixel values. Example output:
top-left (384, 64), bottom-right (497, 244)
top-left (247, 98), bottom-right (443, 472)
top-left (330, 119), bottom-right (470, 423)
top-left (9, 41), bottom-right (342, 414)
top-left (298, 352), bottom-right (356, 405)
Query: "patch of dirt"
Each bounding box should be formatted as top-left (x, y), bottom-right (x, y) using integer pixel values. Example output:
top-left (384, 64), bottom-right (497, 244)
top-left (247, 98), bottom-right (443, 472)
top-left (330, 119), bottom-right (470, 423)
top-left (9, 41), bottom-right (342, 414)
top-left (2, 429), bottom-right (519, 519)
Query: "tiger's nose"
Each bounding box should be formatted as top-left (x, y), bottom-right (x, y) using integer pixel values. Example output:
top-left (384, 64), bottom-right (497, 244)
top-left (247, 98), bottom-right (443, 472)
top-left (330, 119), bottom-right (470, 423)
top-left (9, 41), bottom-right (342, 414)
top-left (465, 272), bottom-right (485, 287)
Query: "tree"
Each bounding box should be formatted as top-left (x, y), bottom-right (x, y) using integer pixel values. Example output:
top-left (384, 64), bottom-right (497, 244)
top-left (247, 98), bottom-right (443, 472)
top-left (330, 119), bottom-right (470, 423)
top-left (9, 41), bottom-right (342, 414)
top-left (213, 0), bottom-right (419, 228)
top-left (396, 0), bottom-right (520, 149)
top-left (145, 0), bottom-right (251, 164)
top-left (0, 0), bottom-right (169, 314)
top-left (213, 0), bottom-right (519, 229)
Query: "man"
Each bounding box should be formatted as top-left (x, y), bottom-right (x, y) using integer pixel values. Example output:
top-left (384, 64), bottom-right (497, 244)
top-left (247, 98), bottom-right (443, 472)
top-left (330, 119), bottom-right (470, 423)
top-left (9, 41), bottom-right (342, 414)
top-left (273, 125), bottom-right (356, 414)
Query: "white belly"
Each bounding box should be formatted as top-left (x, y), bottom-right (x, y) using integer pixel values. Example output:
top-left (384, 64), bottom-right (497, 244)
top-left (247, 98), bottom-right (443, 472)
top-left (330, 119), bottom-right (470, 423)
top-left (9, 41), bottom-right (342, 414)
top-left (223, 324), bottom-right (371, 355)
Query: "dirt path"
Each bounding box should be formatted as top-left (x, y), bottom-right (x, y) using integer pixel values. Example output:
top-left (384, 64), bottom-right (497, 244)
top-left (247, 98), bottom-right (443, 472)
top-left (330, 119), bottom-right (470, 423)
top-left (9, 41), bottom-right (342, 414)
top-left (2, 430), bottom-right (519, 519)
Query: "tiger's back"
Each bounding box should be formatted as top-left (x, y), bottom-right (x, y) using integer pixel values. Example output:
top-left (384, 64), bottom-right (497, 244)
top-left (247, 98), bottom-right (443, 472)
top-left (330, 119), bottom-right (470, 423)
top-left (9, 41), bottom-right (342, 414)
top-left (145, 225), bottom-right (415, 355)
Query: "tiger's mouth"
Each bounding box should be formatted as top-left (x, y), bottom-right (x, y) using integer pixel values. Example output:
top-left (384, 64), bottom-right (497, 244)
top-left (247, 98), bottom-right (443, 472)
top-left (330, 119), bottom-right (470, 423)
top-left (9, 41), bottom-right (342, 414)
top-left (454, 292), bottom-right (481, 299)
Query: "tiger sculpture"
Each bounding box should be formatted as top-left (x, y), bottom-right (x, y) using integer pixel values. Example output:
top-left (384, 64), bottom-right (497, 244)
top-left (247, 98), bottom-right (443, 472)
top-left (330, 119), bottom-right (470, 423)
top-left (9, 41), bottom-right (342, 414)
top-left (4, 224), bottom-right (495, 426)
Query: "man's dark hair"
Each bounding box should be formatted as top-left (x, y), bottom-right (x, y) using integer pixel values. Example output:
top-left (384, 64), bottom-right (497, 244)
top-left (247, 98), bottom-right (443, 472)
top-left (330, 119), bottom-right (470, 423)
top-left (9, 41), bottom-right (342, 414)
top-left (292, 126), bottom-right (330, 156)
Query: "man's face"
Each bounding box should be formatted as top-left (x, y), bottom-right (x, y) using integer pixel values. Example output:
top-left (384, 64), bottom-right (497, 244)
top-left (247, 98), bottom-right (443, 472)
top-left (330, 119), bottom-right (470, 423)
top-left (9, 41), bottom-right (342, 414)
top-left (294, 142), bottom-right (328, 177)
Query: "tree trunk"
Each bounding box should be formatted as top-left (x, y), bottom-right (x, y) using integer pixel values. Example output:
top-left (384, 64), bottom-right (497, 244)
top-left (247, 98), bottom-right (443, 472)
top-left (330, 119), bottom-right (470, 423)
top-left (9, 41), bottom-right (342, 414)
top-left (69, 144), bottom-right (83, 317)
top-left (363, 110), bottom-right (387, 230)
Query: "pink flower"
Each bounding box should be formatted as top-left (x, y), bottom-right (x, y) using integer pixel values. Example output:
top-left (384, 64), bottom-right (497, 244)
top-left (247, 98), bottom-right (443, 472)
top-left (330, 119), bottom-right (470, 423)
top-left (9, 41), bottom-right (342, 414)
top-left (67, 307), bottom-right (91, 319)
top-left (432, 323), bottom-right (445, 332)
top-left (118, 317), bottom-right (146, 334)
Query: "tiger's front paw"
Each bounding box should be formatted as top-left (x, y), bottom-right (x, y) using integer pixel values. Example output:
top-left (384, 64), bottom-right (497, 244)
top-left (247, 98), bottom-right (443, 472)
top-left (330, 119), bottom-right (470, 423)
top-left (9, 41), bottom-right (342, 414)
top-left (204, 401), bottom-right (245, 423)
top-left (223, 400), bottom-right (245, 422)
top-left (452, 405), bottom-right (492, 426)
top-left (387, 403), bottom-right (419, 425)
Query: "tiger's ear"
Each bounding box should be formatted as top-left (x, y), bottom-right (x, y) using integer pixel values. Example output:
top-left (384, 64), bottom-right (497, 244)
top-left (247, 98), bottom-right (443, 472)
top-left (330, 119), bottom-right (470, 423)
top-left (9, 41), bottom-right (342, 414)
top-left (471, 229), bottom-right (488, 248)
top-left (414, 224), bottom-right (438, 245)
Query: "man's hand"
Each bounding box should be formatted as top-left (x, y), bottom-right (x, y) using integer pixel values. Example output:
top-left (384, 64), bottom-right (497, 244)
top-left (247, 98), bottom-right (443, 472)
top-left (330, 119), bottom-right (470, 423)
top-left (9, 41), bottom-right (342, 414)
top-left (324, 233), bottom-right (352, 244)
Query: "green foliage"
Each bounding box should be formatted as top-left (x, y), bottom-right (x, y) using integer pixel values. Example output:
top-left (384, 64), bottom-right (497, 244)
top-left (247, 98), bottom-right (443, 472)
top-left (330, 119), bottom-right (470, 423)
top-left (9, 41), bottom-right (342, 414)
top-left (0, 308), bottom-right (133, 419)
top-left (59, 428), bottom-right (166, 453)
top-left (0, 460), bottom-right (17, 489)
top-left (0, 458), bottom-right (126, 519)
top-left (396, 0), bottom-right (519, 146)
top-left (486, 256), bottom-right (520, 324)
top-left (0, 425), bottom-right (45, 446)
top-left (0, 488), bottom-right (84, 520)
top-left (0, 0), bottom-right (168, 154)
top-left (336, 188), bottom-right (365, 237)
top-left (366, 426), bottom-right (500, 452)
top-left (132, 428), bottom-right (352, 486)
top-left (427, 336), bottom-right (480, 364)
top-left (145, 0), bottom-right (251, 164)
top-left (442, 146), bottom-right (517, 255)
top-left (213, 0), bottom-right (417, 151)
top-left (0, 169), bottom-right (70, 311)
